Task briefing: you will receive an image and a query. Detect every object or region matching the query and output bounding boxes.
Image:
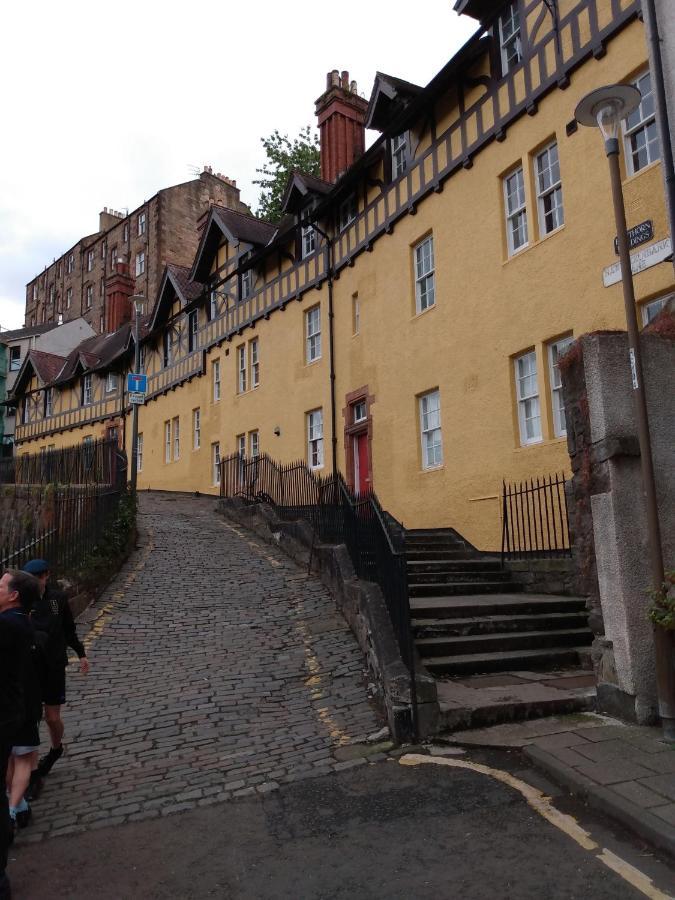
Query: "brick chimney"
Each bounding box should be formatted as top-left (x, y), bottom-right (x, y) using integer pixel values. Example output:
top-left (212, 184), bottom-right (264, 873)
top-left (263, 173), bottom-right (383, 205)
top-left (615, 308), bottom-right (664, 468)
top-left (315, 70), bottom-right (368, 183)
top-left (105, 260), bottom-right (135, 333)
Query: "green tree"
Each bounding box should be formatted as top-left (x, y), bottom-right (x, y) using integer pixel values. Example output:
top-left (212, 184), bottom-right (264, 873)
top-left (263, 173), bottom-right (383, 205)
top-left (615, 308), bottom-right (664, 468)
top-left (253, 126), bottom-right (320, 223)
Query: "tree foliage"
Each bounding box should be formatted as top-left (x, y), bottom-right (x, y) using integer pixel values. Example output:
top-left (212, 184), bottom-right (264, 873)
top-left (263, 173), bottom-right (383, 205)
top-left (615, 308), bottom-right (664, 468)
top-left (253, 126), bottom-right (320, 223)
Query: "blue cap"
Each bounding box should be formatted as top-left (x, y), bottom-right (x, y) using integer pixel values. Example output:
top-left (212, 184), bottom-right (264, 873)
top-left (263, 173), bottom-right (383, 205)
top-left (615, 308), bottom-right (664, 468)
top-left (22, 559), bottom-right (50, 576)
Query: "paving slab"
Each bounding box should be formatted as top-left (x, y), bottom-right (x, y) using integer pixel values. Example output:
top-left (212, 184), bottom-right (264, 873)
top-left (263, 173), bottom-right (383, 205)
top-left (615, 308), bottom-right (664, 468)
top-left (524, 723), bottom-right (675, 859)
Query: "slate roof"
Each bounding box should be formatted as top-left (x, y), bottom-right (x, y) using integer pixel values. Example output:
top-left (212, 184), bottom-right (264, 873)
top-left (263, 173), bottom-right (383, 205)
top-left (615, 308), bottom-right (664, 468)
top-left (211, 207), bottom-right (277, 247)
top-left (366, 72), bottom-right (423, 131)
top-left (27, 350), bottom-right (67, 384)
top-left (0, 322), bottom-right (59, 343)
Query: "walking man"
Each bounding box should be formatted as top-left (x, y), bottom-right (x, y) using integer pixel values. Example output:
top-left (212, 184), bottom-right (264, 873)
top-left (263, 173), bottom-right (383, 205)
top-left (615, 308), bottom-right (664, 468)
top-left (0, 569), bottom-right (41, 900)
top-left (22, 560), bottom-right (89, 781)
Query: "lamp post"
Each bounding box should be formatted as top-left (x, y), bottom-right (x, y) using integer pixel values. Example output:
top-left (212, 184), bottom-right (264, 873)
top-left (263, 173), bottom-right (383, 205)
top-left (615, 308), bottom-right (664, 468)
top-left (129, 295), bottom-right (145, 496)
top-left (575, 85), bottom-right (675, 740)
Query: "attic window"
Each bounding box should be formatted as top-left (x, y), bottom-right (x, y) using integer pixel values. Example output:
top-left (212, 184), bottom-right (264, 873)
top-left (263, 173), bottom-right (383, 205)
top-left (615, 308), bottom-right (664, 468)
top-left (302, 223), bottom-right (316, 259)
top-left (81, 374), bottom-right (93, 406)
top-left (241, 269), bottom-right (253, 300)
top-left (499, 3), bottom-right (522, 74)
top-left (391, 133), bottom-right (408, 178)
top-left (339, 195), bottom-right (358, 231)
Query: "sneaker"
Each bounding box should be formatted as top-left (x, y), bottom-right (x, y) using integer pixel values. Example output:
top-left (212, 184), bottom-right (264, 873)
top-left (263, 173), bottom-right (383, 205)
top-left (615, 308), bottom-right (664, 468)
top-left (37, 744), bottom-right (64, 777)
top-left (15, 805), bottom-right (31, 829)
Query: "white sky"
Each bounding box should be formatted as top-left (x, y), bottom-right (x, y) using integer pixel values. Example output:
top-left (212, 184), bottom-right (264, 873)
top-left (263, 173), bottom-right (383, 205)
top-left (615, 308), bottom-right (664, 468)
top-left (0, 0), bottom-right (477, 330)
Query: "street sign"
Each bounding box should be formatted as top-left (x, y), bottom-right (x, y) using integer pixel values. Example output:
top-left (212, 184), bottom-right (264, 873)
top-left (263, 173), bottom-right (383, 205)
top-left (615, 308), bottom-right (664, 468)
top-left (127, 373), bottom-right (147, 393)
top-left (129, 392), bottom-right (146, 405)
top-left (603, 236), bottom-right (672, 288)
top-left (613, 219), bottom-right (653, 255)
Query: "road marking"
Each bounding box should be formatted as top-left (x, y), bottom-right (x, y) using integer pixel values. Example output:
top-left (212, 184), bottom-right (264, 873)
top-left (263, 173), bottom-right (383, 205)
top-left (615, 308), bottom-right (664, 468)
top-left (83, 526), bottom-right (155, 651)
top-left (400, 754), bottom-right (672, 900)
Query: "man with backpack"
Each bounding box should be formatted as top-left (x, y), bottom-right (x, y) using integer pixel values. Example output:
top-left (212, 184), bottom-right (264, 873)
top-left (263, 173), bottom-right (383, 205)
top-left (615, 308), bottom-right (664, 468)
top-left (22, 560), bottom-right (89, 785)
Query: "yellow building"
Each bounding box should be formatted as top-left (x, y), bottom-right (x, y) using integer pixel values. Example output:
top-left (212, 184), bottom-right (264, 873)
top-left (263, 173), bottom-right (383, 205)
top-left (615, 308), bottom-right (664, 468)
top-left (12, 0), bottom-right (674, 551)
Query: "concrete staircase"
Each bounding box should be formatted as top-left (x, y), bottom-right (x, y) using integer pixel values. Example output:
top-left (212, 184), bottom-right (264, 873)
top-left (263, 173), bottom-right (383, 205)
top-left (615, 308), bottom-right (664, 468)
top-left (406, 529), bottom-right (593, 680)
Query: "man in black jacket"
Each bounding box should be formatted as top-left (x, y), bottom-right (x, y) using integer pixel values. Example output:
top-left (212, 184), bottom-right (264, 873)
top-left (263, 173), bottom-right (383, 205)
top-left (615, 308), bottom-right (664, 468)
top-left (22, 560), bottom-right (89, 779)
top-left (0, 569), bottom-right (41, 900)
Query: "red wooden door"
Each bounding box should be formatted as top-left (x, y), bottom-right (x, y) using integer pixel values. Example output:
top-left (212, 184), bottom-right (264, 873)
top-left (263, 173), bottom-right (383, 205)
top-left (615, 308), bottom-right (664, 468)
top-left (354, 432), bottom-right (369, 494)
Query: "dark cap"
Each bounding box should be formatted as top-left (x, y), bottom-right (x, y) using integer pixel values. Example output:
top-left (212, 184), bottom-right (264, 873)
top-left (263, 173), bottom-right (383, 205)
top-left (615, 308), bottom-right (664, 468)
top-left (22, 559), bottom-right (50, 576)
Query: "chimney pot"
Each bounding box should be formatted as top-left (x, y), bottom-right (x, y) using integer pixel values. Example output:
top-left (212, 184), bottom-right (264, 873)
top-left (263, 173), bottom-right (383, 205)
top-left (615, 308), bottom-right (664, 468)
top-left (316, 68), bottom-right (368, 183)
top-left (341, 70), bottom-right (349, 89)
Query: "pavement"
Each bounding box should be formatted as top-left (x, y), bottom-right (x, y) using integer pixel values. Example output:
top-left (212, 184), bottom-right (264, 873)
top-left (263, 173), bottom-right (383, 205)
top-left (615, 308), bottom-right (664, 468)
top-left (441, 714), bottom-right (675, 861)
top-left (19, 492), bottom-right (381, 843)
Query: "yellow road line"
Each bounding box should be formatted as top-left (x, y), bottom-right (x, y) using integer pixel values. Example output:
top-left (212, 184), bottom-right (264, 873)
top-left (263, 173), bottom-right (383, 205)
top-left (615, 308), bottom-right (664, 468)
top-left (400, 754), bottom-right (672, 900)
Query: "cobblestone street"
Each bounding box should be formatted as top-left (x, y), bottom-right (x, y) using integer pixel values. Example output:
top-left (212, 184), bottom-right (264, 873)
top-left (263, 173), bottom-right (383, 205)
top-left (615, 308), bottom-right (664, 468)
top-left (25, 492), bottom-right (381, 842)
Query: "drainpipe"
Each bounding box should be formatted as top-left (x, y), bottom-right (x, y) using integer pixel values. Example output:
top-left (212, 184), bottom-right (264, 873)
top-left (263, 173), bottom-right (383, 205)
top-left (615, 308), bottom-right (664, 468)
top-left (311, 221), bottom-right (338, 477)
top-left (642, 0), bottom-right (675, 273)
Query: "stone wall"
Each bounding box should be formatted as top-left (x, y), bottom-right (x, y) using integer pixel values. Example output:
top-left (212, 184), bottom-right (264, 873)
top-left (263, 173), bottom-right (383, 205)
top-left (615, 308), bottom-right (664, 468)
top-left (218, 498), bottom-right (439, 742)
top-left (505, 557), bottom-right (576, 595)
top-left (561, 329), bottom-right (675, 724)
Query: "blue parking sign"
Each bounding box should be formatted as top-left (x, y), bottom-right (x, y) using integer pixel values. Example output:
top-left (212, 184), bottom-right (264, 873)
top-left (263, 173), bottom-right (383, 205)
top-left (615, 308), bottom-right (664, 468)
top-left (127, 373), bottom-right (147, 394)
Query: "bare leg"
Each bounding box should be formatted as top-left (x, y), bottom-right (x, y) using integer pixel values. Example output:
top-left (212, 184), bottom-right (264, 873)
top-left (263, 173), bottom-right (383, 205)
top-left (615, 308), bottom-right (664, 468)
top-left (5, 757), bottom-right (14, 795)
top-left (44, 705), bottom-right (64, 749)
top-left (8, 752), bottom-right (37, 809)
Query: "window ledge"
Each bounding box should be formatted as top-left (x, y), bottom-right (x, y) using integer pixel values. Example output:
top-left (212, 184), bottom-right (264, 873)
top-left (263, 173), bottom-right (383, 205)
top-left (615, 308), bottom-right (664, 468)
top-left (412, 303), bottom-right (436, 321)
top-left (623, 159), bottom-right (661, 186)
top-left (503, 225), bottom-right (566, 265)
top-left (420, 464), bottom-right (445, 474)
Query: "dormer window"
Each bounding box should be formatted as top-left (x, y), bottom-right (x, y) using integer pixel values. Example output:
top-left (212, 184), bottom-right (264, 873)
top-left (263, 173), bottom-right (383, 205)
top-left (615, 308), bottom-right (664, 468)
top-left (391, 133), bottom-right (408, 179)
top-left (209, 288), bottom-right (219, 321)
top-left (339, 194), bottom-right (358, 231)
top-left (188, 310), bottom-right (198, 352)
top-left (81, 374), bottom-right (93, 406)
top-left (302, 222), bottom-right (316, 259)
top-left (43, 388), bottom-right (53, 418)
top-left (241, 269), bottom-right (253, 300)
top-left (162, 330), bottom-right (172, 368)
top-left (499, 2), bottom-right (522, 74)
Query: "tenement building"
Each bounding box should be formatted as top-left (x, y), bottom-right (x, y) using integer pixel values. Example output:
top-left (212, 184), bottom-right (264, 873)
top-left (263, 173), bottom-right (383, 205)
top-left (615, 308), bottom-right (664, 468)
top-left (24, 169), bottom-right (247, 335)
top-left (10, 0), bottom-right (674, 551)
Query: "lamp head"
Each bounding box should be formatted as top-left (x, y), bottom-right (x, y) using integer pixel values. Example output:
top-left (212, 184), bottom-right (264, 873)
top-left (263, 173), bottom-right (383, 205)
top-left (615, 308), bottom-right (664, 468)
top-left (574, 84), bottom-right (642, 146)
top-left (131, 294), bottom-right (145, 316)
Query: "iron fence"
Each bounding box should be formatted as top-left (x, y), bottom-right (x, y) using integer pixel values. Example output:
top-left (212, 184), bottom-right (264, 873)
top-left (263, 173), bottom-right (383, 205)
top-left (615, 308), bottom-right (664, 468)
top-left (501, 472), bottom-right (571, 561)
top-left (0, 440), bottom-right (126, 574)
top-left (221, 452), bottom-right (417, 734)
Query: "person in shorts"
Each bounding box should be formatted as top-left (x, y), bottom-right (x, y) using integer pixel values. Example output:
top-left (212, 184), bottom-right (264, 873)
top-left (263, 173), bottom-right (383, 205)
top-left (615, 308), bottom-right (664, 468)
top-left (22, 560), bottom-right (89, 783)
top-left (0, 569), bottom-right (42, 860)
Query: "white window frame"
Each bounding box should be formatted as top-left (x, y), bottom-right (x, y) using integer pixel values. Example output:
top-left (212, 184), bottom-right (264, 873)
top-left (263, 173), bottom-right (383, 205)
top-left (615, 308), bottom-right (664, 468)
top-left (67, 254), bottom-right (74, 274)
top-left (193, 408), bottom-right (201, 450)
top-left (419, 390), bottom-right (443, 470)
top-left (306, 306), bottom-right (321, 363)
top-left (352, 400), bottom-right (367, 423)
top-left (9, 347), bottom-right (21, 371)
top-left (136, 251), bottom-right (145, 277)
top-left (237, 433), bottom-right (246, 458)
top-left (623, 70), bottom-right (661, 176)
top-left (414, 236), bottom-right (436, 313)
top-left (548, 336), bottom-right (574, 438)
top-left (123, 223), bottom-right (129, 243)
top-left (86, 284), bottom-right (93, 308)
top-left (110, 246), bottom-right (117, 269)
top-left (515, 350), bottom-right (542, 445)
top-left (250, 338), bottom-right (259, 388)
top-left (209, 288), bottom-right (219, 320)
top-left (352, 293), bottom-right (360, 335)
top-left (87, 249), bottom-right (94, 272)
top-left (212, 442), bottom-right (221, 485)
top-left (105, 372), bottom-right (118, 393)
top-left (44, 388), bottom-right (53, 418)
top-left (66, 287), bottom-right (72, 309)
top-left (137, 433), bottom-right (143, 472)
top-left (137, 212), bottom-right (146, 236)
top-left (504, 166), bottom-right (528, 255)
top-left (188, 309), bottom-right (198, 353)
top-left (82, 374), bottom-right (93, 406)
top-left (162, 330), bottom-right (172, 368)
top-left (165, 421), bottom-right (171, 463)
top-left (339, 194), bottom-right (357, 231)
top-left (237, 345), bottom-right (247, 393)
top-left (642, 294), bottom-right (672, 326)
top-left (213, 359), bottom-right (221, 401)
top-left (172, 416), bottom-right (180, 461)
top-left (301, 222), bottom-right (316, 259)
top-left (249, 430), bottom-right (260, 458)
top-left (241, 269), bottom-right (253, 300)
top-left (307, 408), bottom-right (324, 470)
top-left (536, 141), bottom-right (564, 235)
top-left (498, 2), bottom-right (522, 74)
top-left (392, 133), bottom-right (408, 178)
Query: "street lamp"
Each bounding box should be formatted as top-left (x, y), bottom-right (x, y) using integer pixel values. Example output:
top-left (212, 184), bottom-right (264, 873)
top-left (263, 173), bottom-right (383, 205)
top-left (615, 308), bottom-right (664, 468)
top-left (129, 295), bottom-right (145, 495)
top-left (575, 85), bottom-right (675, 740)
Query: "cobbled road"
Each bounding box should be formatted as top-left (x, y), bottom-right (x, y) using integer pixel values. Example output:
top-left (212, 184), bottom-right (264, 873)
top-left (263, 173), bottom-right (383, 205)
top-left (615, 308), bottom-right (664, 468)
top-left (26, 493), bottom-right (381, 842)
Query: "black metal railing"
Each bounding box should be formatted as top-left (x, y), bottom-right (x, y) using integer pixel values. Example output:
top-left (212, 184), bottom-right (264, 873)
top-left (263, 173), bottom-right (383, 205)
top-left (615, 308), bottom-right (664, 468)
top-left (0, 440), bottom-right (126, 574)
top-left (501, 473), bottom-right (571, 561)
top-left (221, 452), bottom-right (417, 734)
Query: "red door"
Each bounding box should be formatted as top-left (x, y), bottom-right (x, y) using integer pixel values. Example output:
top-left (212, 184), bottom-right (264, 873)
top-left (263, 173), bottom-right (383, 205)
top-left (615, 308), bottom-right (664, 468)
top-left (353, 432), bottom-right (370, 494)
